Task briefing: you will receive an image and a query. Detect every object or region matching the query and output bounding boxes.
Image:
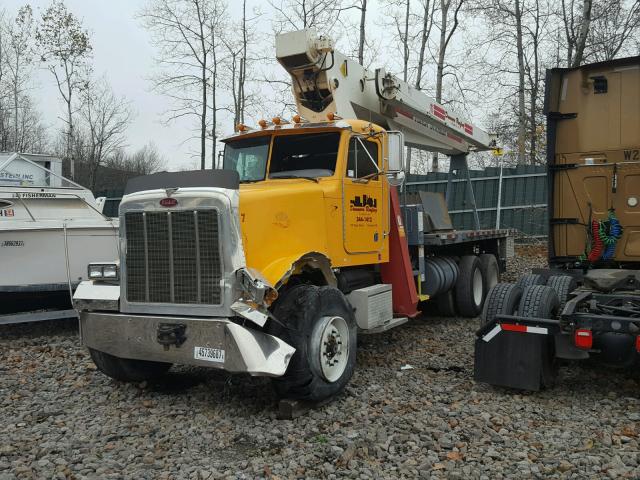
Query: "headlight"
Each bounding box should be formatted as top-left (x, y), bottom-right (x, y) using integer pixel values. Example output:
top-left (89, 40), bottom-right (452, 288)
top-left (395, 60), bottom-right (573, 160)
top-left (88, 263), bottom-right (119, 280)
top-left (103, 265), bottom-right (118, 278)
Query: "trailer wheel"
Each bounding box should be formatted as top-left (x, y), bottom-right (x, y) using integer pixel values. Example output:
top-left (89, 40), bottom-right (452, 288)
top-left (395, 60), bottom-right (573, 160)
top-left (435, 289), bottom-right (457, 317)
top-left (479, 254), bottom-right (500, 293)
top-left (481, 283), bottom-right (522, 327)
top-left (516, 273), bottom-right (546, 290)
top-left (455, 255), bottom-right (485, 317)
top-left (517, 285), bottom-right (560, 388)
top-left (267, 284), bottom-right (357, 402)
top-left (546, 275), bottom-right (577, 315)
top-left (89, 349), bottom-right (171, 382)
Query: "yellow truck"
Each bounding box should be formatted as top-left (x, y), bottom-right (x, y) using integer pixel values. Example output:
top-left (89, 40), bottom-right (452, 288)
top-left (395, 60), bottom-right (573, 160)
top-left (475, 55), bottom-right (640, 391)
top-left (75, 30), bottom-right (513, 402)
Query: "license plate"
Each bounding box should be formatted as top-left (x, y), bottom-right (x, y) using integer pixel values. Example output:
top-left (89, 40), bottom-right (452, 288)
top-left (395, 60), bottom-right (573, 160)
top-left (194, 346), bottom-right (225, 363)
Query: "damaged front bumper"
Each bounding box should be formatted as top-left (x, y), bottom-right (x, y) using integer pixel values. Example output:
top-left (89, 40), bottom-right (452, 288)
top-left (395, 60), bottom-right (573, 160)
top-left (80, 311), bottom-right (295, 377)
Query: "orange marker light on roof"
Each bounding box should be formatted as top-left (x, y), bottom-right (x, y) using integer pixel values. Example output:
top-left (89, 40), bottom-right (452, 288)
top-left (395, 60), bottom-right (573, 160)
top-left (258, 119), bottom-right (267, 129)
top-left (272, 117), bottom-right (281, 125)
top-left (326, 112), bottom-right (335, 121)
top-left (292, 114), bottom-right (302, 124)
top-left (236, 123), bottom-right (246, 132)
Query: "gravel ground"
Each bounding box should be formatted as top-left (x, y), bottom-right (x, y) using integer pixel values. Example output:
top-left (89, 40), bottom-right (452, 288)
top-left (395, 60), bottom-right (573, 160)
top-left (2, 249), bottom-right (640, 480)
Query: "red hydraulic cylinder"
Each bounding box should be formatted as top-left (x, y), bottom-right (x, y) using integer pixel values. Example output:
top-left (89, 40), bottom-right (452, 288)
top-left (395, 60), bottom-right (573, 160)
top-left (380, 186), bottom-right (420, 318)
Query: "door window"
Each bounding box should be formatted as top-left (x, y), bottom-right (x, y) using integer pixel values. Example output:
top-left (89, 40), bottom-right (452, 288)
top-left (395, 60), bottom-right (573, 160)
top-left (346, 137), bottom-right (379, 179)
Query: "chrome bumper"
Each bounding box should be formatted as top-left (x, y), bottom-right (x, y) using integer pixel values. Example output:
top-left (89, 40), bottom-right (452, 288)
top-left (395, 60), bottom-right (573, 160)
top-left (80, 312), bottom-right (295, 377)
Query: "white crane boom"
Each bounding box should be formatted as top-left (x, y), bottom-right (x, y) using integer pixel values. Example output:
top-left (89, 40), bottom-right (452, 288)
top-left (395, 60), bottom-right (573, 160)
top-left (276, 29), bottom-right (495, 156)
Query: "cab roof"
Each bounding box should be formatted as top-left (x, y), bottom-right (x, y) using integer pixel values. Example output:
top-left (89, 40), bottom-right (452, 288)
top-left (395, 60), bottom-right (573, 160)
top-left (221, 118), bottom-right (386, 143)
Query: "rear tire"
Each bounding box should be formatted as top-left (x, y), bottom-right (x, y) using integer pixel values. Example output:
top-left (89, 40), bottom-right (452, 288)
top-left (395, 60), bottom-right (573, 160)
top-left (481, 283), bottom-right (522, 327)
top-left (455, 255), bottom-right (485, 317)
top-left (89, 349), bottom-right (171, 382)
top-left (267, 285), bottom-right (357, 402)
top-left (479, 254), bottom-right (500, 294)
top-left (546, 275), bottom-right (577, 315)
top-left (518, 285), bottom-right (560, 319)
top-left (515, 273), bottom-right (546, 290)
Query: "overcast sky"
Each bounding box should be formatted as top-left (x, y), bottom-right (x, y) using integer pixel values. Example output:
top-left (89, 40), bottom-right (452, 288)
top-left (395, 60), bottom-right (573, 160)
top-left (2, 0), bottom-right (493, 171)
top-left (4, 0), bottom-right (215, 170)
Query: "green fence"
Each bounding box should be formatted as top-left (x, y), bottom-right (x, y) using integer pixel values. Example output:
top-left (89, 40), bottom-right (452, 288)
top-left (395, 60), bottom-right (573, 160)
top-left (406, 165), bottom-right (548, 237)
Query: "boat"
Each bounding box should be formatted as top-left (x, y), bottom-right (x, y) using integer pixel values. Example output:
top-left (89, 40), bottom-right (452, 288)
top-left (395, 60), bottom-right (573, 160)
top-left (0, 152), bottom-right (119, 322)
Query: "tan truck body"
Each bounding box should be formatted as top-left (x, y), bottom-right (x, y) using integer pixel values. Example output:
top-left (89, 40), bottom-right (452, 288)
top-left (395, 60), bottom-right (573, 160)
top-left (545, 56), bottom-right (640, 264)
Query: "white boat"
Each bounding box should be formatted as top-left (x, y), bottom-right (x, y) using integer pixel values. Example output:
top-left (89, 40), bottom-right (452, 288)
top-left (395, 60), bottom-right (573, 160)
top-left (0, 153), bottom-right (119, 320)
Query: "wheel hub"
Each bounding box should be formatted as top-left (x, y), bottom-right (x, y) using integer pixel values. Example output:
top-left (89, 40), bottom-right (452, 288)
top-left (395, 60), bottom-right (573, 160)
top-left (314, 316), bottom-right (349, 382)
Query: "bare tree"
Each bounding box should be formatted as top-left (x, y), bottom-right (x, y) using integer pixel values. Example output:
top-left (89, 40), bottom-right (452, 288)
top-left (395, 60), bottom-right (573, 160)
top-left (431, 0), bottom-right (464, 171)
top-left (561, 0), bottom-right (593, 67)
top-left (415, 0), bottom-right (436, 91)
top-left (269, 0), bottom-right (344, 32)
top-left (0, 10), bottom-right (11, 151)
top-left (107, 143), bottom-right (166, 175)
top-left (588, 0), bottom-right (640, 62)
top-left (80, 77), bottom-right (134, 189)
top-left (357, 0), bottom-right (367, 65)
top-left (140, 0), bottom-right (227, 170)
top-left (5, 6), bottom-right (33, 151)
top-left (36, 0), bottom-right (92, 178)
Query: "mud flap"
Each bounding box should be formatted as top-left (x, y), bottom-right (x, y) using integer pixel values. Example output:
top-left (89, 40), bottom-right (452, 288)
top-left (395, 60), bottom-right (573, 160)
top-left (474, 323), bottom-right (557, 391)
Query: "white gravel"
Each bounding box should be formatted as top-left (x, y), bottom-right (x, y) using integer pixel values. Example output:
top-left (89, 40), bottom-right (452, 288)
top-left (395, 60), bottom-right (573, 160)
top-left (2, 311), bottom-right (640, 480)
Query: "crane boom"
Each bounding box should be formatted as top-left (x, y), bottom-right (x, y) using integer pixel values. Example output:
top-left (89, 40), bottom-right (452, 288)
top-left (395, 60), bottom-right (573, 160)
top-left (276, 29), bottom-right (494, 156)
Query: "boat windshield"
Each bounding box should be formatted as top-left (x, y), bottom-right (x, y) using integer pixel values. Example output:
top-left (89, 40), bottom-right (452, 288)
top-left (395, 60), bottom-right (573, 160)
top-left (0, 153), bottom-right (82, 189)
top-left (223, 132), bottom-right (341, 182)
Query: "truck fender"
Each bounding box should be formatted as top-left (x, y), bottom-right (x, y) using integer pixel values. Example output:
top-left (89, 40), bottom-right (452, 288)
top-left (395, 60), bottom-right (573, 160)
top-left (261, 252), bottom-right (337, 290)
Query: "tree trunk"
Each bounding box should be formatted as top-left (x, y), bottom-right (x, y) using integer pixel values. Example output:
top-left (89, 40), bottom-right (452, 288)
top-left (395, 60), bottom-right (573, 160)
top-left (515, 0), bottom-right (526, 164)
top-left (211, 24), bottom-right (217, 169)
top-left (415, 0), bottom-right (431, 91)
top-left (572, 0), bottom-right (592, 67)
top-left (197, 0), bottom-right (207, 170)
top-left (403, 0), bottom-right (410, 82)
top-left (358, 0), bottom-right (367, 66)
top-left (433, 0), bottom-right (450, 172)
top-left (240, 0), bottom-right (247, 124)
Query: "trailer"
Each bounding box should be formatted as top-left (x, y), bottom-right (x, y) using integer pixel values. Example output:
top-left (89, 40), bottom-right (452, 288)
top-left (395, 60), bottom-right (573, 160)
top-left (475, 55), bottom-right (640, 390)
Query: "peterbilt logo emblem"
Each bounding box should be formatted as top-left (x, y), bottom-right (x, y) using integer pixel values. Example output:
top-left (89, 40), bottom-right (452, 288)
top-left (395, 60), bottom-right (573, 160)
top-left (160, 197), bottom-right (178, 207)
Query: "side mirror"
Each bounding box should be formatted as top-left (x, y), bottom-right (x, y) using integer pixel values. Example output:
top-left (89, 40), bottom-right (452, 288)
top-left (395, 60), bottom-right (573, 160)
top-left (386, 131), bottom-right (405, 186)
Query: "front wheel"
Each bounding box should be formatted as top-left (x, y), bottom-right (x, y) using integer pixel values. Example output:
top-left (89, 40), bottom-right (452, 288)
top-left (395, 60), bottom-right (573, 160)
top-left (89, 349), bottom-right (172, 382)
top-left (267, 284), bottom-right (357, 402)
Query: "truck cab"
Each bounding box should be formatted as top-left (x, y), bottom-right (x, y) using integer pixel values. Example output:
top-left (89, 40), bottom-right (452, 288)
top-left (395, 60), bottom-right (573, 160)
top-left (222, 119), bottom-right (404, 286)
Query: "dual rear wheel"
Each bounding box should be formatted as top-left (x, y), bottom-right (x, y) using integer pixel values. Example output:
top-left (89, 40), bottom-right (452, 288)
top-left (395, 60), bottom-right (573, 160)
top-left (434, 253), bottom-right (500, 318)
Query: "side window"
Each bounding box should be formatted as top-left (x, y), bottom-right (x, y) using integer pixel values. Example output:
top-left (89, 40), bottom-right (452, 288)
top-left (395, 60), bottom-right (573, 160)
top-left (346, 137), bottom-right (379, 179)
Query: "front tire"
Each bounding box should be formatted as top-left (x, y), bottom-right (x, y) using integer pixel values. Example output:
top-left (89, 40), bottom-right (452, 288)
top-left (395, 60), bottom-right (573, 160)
top-left (89, 349), bottom-right (172, 382)
top-left (267, 285), bottom-right (357, 402)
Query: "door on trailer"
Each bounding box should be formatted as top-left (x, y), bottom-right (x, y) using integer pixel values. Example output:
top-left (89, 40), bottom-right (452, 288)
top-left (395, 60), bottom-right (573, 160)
top-left (342, 136), bottom-right (385, 254)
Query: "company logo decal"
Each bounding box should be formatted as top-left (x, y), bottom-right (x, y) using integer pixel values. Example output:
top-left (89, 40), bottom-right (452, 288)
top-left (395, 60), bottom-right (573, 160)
top-left (350, 194), bottom-right (377, 212)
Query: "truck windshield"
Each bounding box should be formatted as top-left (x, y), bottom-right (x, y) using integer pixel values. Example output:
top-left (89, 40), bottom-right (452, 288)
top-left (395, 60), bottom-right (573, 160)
top-left (269, 132), bottom-right (340, 179)
top-left (223, 136), bottom-right (270, 182)
top-left (223, 131), bottom-right (341, 182)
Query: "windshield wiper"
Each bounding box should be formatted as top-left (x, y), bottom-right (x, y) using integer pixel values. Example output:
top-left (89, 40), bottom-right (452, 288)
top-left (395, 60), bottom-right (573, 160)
top-left (270, 175), bottom-right (319, 183)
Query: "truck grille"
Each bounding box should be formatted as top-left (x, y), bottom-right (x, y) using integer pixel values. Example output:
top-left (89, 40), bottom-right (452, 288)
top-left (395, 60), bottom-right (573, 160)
top-left (124, 209), bottom-right (222, 305)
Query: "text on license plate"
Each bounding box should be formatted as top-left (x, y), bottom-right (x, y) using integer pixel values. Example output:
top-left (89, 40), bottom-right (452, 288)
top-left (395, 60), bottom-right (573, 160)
top-left (194, 346), bottom-right (225, 363)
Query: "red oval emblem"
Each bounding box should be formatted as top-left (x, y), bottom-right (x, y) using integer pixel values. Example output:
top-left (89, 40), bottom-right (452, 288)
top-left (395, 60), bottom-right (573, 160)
top-left (160, 197), bottom-right (178, 207)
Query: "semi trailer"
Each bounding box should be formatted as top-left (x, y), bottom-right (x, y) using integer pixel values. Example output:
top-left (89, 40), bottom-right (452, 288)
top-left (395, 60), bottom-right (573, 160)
top-left (475, 55), bottom-right (640, 391)
top-left (75, 29), bottom-right (512, 402)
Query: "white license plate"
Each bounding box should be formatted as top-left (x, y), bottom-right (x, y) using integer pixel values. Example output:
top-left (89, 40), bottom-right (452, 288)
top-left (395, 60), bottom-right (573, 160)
top-left (194, 346), bottom-right (225, 363)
